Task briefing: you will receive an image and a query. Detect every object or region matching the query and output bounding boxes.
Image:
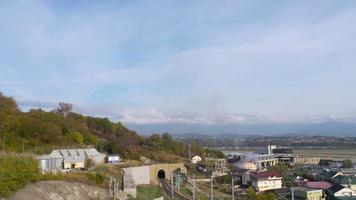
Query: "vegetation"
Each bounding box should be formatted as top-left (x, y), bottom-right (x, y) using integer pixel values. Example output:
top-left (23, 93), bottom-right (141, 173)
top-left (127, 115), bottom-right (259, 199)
top-left (246, 186), bottom-right (276, 200)
top-left (0, 153), bottom-right (40, 197)
top-left (135, 185), bottom-right (170, 200)
top-left (342, 159), bottom-right (353, 168)
top-left (86, 172), bottom-right (105, 184)
top-left (0, 92), bottom-right (223, 163)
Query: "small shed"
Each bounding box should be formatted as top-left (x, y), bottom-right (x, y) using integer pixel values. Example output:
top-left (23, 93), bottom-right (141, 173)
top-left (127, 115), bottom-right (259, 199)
top-left (107, 154), bottom-right (121, 163)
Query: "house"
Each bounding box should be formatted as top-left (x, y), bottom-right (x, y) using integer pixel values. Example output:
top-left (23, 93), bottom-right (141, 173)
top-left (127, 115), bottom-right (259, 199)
top-left (106, 154), bottom-right (121, 163)
top-left (306, 181), bottom-right (332, 190)
top-left (250, 171), bottom-right (283, 192)
top-left (191, 155), bottom-right (202, 164)
top-left (37, 148), bottom-right (106, 173)
top-left (332, 175), bottom-right (356, 191)
top-left (294, 187), bottom-right (323, 200)
top-left (326, 184), bottom-right (356, 199)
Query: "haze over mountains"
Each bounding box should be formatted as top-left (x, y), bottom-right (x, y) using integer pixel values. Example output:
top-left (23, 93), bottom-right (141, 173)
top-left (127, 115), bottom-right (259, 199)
top-left (127, 121), bottom-right (356, 136)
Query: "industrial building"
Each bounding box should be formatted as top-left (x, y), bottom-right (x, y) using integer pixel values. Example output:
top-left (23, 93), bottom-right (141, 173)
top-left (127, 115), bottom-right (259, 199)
top-left (233, 153), bottom-right (278, 170)
top-left (37, 148), bottom-right (106, 173)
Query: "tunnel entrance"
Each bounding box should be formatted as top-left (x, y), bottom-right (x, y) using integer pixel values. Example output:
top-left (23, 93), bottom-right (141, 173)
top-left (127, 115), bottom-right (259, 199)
top-left (158, 169), bottom-right (166, 179)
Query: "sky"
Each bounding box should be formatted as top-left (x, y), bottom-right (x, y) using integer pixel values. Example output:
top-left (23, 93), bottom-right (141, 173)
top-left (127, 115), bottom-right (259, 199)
top-left (1, 0), bottom-right (356, 127)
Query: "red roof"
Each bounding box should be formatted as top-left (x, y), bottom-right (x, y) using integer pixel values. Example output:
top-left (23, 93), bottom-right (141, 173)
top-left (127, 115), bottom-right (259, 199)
top-left (306, 181), bottom-right (332, 190)
top-left (251, 171), bottom-right (281, 178)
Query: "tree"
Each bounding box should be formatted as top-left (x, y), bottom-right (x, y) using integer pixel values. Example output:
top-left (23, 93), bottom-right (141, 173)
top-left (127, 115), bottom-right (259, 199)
top-left (266, 192), bottom-right (276, 200)
top-left (85, 158), bottom-right (94, 169)
top-left (67, 132), bottom-right (84, 144)
top-left (247, 186), bottom-right (256, 200)
top-left (343, 159), bottom-right (353, 168)
top-left (57, 102), bottom-right (72, 117)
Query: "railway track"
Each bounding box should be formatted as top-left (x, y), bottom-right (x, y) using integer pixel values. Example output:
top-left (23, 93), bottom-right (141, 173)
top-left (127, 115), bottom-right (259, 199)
top-left (159, 178), bottom-right (191, 200)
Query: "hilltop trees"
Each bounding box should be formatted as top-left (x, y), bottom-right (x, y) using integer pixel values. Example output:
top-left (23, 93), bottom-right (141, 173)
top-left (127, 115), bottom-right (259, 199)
top-left (0, 92), bottom-right (224, 163)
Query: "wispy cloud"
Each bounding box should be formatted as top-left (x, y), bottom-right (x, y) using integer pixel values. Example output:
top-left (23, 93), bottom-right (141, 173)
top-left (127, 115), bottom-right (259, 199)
top-left (1, 0), bottom-right (356, 126)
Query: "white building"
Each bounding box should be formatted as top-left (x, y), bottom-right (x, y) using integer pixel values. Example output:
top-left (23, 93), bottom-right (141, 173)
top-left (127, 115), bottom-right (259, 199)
top-left (251, 171), bottom-right (283, 192)
top-left (191, 155), bottom-right (202, 164)
top-left (37, 148), bottom-right (106, 173)
top-left (234, 153), bottom-right (278, 170)
top-left (327, 184), bottom-right (356, 198)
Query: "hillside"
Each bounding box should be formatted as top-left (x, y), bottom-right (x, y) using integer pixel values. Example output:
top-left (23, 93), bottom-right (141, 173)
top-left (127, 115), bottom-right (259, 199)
top-left (0, 92), bottom-right (223, 162)
top-left (5, 181), bottom-right (111, 200)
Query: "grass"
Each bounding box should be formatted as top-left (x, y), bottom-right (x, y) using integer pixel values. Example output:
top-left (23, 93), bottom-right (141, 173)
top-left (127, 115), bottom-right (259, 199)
top-left (136, 185), bottom-right (168, 200)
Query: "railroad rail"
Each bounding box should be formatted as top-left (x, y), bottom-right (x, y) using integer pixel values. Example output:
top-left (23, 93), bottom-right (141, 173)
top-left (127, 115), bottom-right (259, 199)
top-left (159, 178), bottom-right (191, 200)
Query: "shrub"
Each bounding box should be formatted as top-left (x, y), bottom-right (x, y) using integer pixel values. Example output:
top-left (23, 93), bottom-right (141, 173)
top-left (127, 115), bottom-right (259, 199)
top-left (0, 153), bottom-right (40, 197)
top-left (86, 172), bottom-right (104, 184)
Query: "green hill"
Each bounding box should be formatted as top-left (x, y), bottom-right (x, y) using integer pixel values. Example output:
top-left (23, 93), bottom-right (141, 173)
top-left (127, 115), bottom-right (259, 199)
top-left (0, 92), bottom-right (223, 162)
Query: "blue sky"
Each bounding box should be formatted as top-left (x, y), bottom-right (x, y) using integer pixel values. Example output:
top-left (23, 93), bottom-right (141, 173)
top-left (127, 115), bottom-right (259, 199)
top-left (1, 0), bottom-right (356, 125)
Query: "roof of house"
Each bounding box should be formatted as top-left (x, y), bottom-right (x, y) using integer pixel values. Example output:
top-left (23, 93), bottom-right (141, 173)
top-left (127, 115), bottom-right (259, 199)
top-left (333, 175), bottom-right (356, 185)
top-left (306, 181), bottom-right (332, 190)
top-left (328, 184), bottom-right (345, 193)
top-left (251, 171), bottom-right (281, 179)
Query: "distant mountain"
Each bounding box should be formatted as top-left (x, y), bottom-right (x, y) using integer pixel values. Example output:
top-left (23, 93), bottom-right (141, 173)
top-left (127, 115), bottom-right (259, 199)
top-left (126, 121), bottom-right (356, 136)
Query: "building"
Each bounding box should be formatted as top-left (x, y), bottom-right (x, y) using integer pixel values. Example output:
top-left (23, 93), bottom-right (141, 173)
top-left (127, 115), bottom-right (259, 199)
top-left (122, 163), bottom-right (187, 198)
top-left (271, 147), bottom-right (295, 166)
top-left (106, 154), bottom-right (121, 163)
top-left (232, 168), bottom-right (253, 185)
top-left (234, 153), bottom-right (278, 170)
top-left (306, 181), bottom-right (332, 190)
top-left (37, 151), bottom-right (63, 173)
top-left (319, 159), bottom-right (344, 168)
top-left (326, 184), bottom-right (356, 199)
top-left (37, 148), bottom-right (106, 173)
top-left (332, 175), bottom-right (356, 191)
top-left (205, 158), bottom-right (228, 176)
top-left (191, 155), bottom-right (202, 164)
top-left (294, 187), bottom-right (324, 200)
top-left (250, 171), bottom-right (283, 192)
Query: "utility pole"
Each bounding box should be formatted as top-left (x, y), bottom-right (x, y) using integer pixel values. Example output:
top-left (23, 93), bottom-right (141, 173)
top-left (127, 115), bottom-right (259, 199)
top-left (232, 177), bottom-right (234, 200)
top-left (171, 172), bottom-right (174, 198)
top-left (211, 176), bottom-right (213, 200)
top-left (291, 187), bottom-right (294, 200)
top-left (2, 135), bottom-right (6, 153)
top-left (188, 144), bottom-right (191, 160)
top-left (192, 173), bottom-right (195, 200)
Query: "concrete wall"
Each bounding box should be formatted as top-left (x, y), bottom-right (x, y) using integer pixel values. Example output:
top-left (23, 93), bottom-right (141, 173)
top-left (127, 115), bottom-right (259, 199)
top-left (150, 163), bottom-right (187, 184)
top-left (123, 165), bottom-right (150, 197)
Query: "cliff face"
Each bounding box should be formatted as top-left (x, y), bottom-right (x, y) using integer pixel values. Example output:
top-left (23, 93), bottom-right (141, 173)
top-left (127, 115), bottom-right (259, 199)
top-left (6, 181), bottom-right (111, 200)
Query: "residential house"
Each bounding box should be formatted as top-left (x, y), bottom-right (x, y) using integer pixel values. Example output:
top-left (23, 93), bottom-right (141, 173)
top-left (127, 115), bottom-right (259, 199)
top-left (191, 155), bottom-right (202, 164)
top-left (251, 171), bottom-right (283, 192)
top-left (294, 187), bottom-right (324, 200)
top-left (332, 175), bottom-right (356, 191)
top-left (326, 184), bottom-right (356, 199)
